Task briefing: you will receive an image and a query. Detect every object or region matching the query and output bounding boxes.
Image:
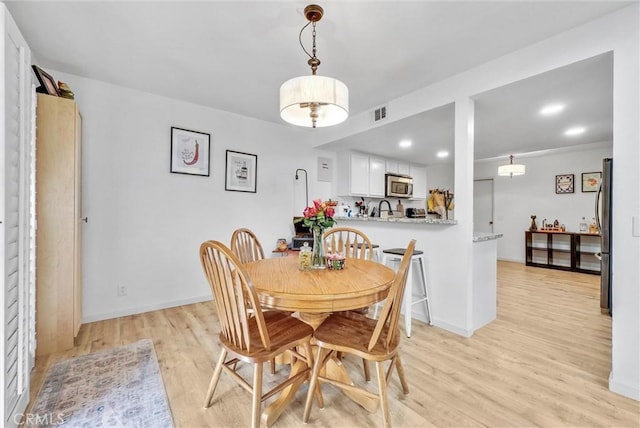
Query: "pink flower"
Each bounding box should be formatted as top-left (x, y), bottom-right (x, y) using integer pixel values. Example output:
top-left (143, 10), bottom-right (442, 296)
top-left (313, 199), bottom-right (322, 210)
top-left (303, 206), bottom-right (317, 218)
top-left (325, 207), bottom-right (335, 218)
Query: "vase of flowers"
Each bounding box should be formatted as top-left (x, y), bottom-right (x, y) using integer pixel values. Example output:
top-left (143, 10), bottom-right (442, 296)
top-left (297, 199), bottom-right (336, 269)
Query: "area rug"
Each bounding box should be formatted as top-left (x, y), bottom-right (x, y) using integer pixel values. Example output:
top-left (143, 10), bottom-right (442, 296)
top-left (28, 339), bottom-right (173, 428)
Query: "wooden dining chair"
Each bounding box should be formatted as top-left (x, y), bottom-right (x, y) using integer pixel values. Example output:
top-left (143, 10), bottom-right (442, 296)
top-left (230, 227), bottom-right (283, 374)
top-left (200, 240), bottom-right (315, 428)
top-left (231, 228), bottom-right (265, 263)
top-left (323, 226), bottom-right (375, 380)
top-left (303, 239), bottom-right (416, 428)
top-left (322, 226), bottom-right (373, 260)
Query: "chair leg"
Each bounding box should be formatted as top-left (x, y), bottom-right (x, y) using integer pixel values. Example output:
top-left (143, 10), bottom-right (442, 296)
top-left (302, 342), bottom-right (324, 409)
top-left (270, 358), bottom-right (276, 375)
top-left (395, 355), bottom-right (409, 394)
top-left (251, 363), bottom-right (263, 428)
top-left (203, 349), bottom-right (227, 408)
top-left (375, 361), bottom-right (391, 428)
top-left (303, 347), bottom-right (330, 423)
top-left (362, 358), bottom-right (371, 382)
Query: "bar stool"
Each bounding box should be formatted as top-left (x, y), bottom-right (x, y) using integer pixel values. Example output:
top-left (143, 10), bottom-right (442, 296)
top-left (381, 247), bottom-right (432, 337)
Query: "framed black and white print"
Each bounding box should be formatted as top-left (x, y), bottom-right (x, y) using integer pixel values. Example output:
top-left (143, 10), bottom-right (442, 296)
top-left (555, 174), bottom-right (574, 194)
top-left (225, 150), bottom-right (257, 193)
top-left (170, 127), bottom-right (211, 176)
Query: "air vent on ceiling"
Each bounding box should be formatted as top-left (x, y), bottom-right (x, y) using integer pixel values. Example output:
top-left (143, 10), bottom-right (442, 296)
top-left (373, 105), bottom-right (387, 122)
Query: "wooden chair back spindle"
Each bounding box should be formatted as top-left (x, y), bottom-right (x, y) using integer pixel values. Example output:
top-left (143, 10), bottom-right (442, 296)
top-left (323, 227), bottom-right (373, 260)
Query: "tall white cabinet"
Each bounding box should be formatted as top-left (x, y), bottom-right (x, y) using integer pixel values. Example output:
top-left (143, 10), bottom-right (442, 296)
top-left (1, 5), bottom-right (34, 427)
top-left (35, 94), bottom-right (83, 356)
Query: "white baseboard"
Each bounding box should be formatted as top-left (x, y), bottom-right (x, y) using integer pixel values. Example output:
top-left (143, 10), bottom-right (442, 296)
top-left (431, 318), bottom-right (474, 337)
top-left (82, 294), bottom-right (212, 323)
top-left (498, 256), bottom-right (524, 263)
top-left (609, 371), bottom-right (640, 401)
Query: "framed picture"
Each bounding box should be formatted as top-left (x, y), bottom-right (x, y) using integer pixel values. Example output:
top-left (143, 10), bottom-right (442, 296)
top-left (225, 150), bottom-right (257, 193)
top-left (317, 157), bottom-right (333, 182)
top-left (170, 127), bottom-right (210, 176)
top-left (555, 174), bottom-right (574, 194)
top-left (581, 171), bottom-right (601, 192)
top-left (32, 65), bottom-right (59, 96)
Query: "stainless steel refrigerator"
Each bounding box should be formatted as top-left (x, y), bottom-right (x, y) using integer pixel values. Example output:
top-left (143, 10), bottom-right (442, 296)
top-left (596, 158), bottom-right (612, 315)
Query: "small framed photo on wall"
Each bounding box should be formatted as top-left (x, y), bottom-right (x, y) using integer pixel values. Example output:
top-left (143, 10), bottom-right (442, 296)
top-left (225, 150), bottom-right (257, 193)
top-left (581, 171), bottom-right (601, 192)
top-left (170, 127), bottom-right (211, 176)
top-left (555, 174), bottom-right (574, 194)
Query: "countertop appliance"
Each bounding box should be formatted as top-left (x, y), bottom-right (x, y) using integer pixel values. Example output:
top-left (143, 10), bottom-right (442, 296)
top-left (596, 158), bottom-right (612, 315)
top-left (385, 173), bottom-right (413, 198)
top-left (406, 208), bottom-right (426, 218)
top-left (291, 216), bottom-right (314, 250)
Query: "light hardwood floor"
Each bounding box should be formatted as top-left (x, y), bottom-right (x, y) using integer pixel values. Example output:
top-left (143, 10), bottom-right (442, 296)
top-left (27, 261), bottom-right (639, 427)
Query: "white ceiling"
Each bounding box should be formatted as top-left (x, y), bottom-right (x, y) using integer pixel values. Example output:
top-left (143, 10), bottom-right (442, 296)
top-left (6, 0), bottom-right (624, 164)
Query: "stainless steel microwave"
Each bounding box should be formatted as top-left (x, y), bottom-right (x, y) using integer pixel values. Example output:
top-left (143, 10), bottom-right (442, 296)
top-left (385, 174), bottom-right (413, 198)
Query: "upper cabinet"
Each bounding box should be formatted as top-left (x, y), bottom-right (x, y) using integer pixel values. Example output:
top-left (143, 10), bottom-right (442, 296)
top-left (338, 152), bottom-right (385, 197)
top-left (410, 165), bottom-right (427, 200)
top-left (385, 160), bottom-right (410, 176)
top-left (338, 151), bottom-right (426, 199)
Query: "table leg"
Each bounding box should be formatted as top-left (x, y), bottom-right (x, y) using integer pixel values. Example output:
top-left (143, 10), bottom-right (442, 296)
top-left (324, 354), bottom-right (380, 413)
top-left (261, 359), bottom-right (308, 426)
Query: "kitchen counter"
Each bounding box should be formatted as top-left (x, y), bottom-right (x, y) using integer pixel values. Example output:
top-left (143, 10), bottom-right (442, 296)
top-left (336, 216), bottom-right (457, 225)
top-left (473, 232), bottom-right (503, 242)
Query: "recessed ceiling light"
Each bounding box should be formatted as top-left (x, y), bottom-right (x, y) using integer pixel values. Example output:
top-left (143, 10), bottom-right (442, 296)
top-left (436, 150), bottom-right (449, 158)
top-left (539, 103), bottom-right (565, 116)
top-left (399, 139), bottom-right (412, 149)
top-left (564, 126), bottom-right (586, 136)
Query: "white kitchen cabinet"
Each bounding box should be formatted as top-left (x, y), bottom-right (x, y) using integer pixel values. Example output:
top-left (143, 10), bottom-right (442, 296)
top-left (338, 152), bottom-right (369, 196)
top-left (398, 162), bottom-right (411, 176)
top-left (385, 160), bottom-right (398, 174)
top-left (410, 165), bottom-right (427, 199)
top-left (385, 160), bottom-right (410, 176)
top-left (369, 157), bottom-right (386, 197)
top-left (338, 152), bottom-right (386, 197)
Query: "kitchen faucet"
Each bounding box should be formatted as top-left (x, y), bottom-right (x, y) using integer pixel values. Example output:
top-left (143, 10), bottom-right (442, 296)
top-left (378, 200), bottom-right (393, 217)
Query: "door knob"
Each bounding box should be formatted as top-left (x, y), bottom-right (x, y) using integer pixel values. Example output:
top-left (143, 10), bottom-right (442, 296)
top-left (81, 217), bottom-right (88, 223)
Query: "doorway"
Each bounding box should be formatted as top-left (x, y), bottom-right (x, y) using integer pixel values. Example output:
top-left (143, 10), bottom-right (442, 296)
top-left (473, 179), bottom-right (494, 233)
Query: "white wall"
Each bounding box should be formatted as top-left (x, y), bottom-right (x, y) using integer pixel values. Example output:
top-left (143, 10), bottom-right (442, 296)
top-left (53, 71), bottom-right (337, 322)
top-left (474, 144), bottom-right (613, 262)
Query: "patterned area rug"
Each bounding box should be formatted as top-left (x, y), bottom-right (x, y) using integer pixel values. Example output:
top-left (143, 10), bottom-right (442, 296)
top-left (28, 339), bottom-right (173, 428)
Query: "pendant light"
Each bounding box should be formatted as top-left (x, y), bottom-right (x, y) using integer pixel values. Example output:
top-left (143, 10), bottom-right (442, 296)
top-left (498, 155), bottom-right (526, 177)
top-left (280, 4), bottom-right (349, 128)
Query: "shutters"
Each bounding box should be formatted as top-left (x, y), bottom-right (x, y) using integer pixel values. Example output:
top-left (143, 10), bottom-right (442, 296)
top-left (4, 23), bottom-right (22, 417)
top-left (2, 10), bottom-right (33, 426)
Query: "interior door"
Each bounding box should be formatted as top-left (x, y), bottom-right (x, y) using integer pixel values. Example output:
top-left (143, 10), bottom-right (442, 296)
top-left (473, 179), bottom-right (494, 233)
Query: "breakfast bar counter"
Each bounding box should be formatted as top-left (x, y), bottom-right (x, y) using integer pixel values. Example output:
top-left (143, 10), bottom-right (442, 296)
top-left (337, 216), bottom-right (457, 225)
top-left (315, 218), bottom-right (502, 337)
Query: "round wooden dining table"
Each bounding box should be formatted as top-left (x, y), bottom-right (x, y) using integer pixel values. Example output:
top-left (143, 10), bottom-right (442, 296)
top-left (245, 254), bottom-right (395, 328)
top-left (243, 254), bottom-right (395, 425)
